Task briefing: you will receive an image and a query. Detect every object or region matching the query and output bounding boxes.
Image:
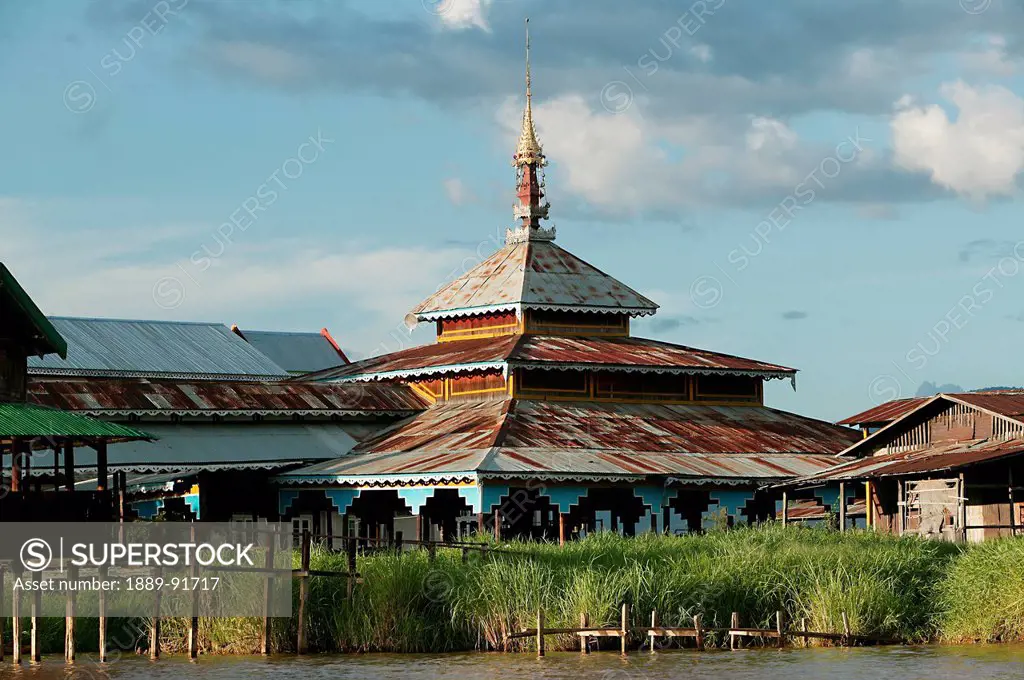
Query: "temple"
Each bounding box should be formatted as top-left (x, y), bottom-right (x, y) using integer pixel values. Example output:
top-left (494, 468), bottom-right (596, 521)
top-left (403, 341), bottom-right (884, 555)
top-left (274, 22), bottom-right (858, 543)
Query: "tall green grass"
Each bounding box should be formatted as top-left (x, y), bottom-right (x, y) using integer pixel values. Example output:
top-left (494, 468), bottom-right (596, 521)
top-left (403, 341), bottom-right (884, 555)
top-left (16, 526), bottom-right (1024, 655)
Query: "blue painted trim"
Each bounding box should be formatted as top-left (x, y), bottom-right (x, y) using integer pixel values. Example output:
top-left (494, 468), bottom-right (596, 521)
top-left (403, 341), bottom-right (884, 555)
top-left (397, 488), bottom-right (434, 514)
top-left (278, 490), bottom-right (300, 516)
top-left (325, 489), bottom-right (360, 514)
top-left (545, 486), bottom-right (590, 514)
top-left (706, 490), bottom-right (754, 527)
top-left (133, 499), bottom-right (164, 520)
top-left (459, 487), bottom-right (482, 514)
top-left (184, 493), bottom-right (200, 520)
top-left (481, 485), bottom-right (510, 514)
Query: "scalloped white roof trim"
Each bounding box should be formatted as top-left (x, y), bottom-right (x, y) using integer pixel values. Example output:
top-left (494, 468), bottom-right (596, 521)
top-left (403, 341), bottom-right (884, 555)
top-left (414, 302), bottom-right (658, 323)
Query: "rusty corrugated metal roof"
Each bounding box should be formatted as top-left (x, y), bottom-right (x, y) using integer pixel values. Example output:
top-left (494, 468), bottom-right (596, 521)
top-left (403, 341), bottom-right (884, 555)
top-left (277, 399), bottom-right (856, 483)
top-left (304, 334), bottom-right (796, 382)
top-left (837, 397), bottom-right (929, 426)
top-left (411, 240), bottom-right (658, 321)
top-left (787, 437), bottom-right (1024, 484)
top-left (28, 377), bottom-right (428, 417)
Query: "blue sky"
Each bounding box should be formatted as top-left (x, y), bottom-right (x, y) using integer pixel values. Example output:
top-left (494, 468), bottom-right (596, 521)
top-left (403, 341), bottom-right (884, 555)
top-left (3, 0), bottom-right (1024, 421)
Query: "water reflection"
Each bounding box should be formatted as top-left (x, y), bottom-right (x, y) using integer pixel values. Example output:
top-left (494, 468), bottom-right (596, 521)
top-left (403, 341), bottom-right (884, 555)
top-left (0, 646), bottom-right (1022, 680)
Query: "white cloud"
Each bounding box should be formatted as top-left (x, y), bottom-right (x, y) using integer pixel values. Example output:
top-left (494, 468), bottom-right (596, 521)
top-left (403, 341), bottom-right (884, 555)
top-left (495, 94), bottom-right (850, 216)
top-left (891, 80), bottom-right (1024, 200)
top-left (210, 41), bottom-right (313, 82)
top-left (434, 0), bottom-right (492, 32)
top-left (0, 198), bottom-right (469, 356)
top-left (442, 177), bottom-right (474, 205)
top-left (689, 44), bottom-right (712, 63)
top-left (961, 35), bottom-right (1016, 78)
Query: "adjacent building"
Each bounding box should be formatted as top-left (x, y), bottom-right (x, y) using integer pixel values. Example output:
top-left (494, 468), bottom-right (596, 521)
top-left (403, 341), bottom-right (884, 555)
top-left (783, 391), bottom-right (1024, 541)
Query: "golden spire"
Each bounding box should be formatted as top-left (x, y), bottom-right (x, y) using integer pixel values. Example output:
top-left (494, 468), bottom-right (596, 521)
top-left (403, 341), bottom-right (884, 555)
top-left (514, 17), bottom-right (545, 167)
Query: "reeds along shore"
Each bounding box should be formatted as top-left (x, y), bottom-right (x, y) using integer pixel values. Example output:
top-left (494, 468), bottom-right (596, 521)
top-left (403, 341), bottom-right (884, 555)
top-left (16, 525), bottom-right (1024, 655)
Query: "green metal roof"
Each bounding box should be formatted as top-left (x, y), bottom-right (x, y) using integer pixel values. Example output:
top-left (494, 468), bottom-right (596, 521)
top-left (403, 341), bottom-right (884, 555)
top-left (0, 264), bottom-right (67, 359)
top-left (0, 403), bottom-right (152, 442)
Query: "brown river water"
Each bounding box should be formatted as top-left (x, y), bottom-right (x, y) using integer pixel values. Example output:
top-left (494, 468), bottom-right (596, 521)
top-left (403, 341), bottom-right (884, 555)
top-left (0, 646), bottom-right (1022, 679)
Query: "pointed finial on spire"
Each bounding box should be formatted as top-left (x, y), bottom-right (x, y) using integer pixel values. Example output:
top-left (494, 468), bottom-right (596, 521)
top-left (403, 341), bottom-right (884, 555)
top-left (514, 17), bottom-right (545, 167)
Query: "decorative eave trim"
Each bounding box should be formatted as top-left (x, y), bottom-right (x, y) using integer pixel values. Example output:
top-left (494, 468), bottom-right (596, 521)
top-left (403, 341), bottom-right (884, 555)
top-left (273, 472), bottom-right (478, 486)
top-left (28, 367), bottom-right (287, 382)
top-left (413, 301), bottom-right (658, 323)
top-left (334, 360), bottom-right (795, 384)
top-left (84, 460), bottom-right (312, 474)
top-left (62, 408), bottom-right (421, 419)
top-left (478, 472), bottom-right (644, 484)
top-left (333, 362), bottom-right (507, 383)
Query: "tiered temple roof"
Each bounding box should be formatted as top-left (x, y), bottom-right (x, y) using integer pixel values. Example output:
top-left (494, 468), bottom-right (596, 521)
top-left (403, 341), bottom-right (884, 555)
top-left (280, 22), bottom-right (854, 489)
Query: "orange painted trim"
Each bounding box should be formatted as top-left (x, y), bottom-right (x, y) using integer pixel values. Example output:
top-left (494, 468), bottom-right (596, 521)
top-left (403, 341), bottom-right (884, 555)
top-left (320, 327), bottom-right (350, 364)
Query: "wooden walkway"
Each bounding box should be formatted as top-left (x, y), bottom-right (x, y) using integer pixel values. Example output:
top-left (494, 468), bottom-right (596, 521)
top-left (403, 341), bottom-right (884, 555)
top-left (507, 604), bottom-right (902, 656)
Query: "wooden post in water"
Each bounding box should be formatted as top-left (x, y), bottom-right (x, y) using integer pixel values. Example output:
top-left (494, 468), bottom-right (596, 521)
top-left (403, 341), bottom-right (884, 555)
top-left (620, 603), bottom-right (629, 656)
top-left (12, 565), bottom-right (21, 665)
top-left (65, 565), bottom-right (77, 663)
top-left (98, 565), bottom-right (108, 662)
top-left (800, 617), bottom-right (808, 648)
top-left (694, 614), bottom-right (704, 651)
top-left (0, 564), bottom-right (5, 663)
top-left (649, 610), bottom-right (657, 654)
top-left (30, 571), bottom-right (41, 663)
top-left (261, 535), bottom-right (275, 656)
top-left (297, 529), bottom-right (311, 655)
top-left (150, 566), bottom-right (162, 660)
top-left (536, 608), bottom-right (545, 657)
top-left (580, 613), bottom-right (589, 654)
top-left (841, 612), bottom-right (851, 646)
top-left (776, 610), bottom-right (785, 648)
top-left (730, 611), bottom-right (739, 650)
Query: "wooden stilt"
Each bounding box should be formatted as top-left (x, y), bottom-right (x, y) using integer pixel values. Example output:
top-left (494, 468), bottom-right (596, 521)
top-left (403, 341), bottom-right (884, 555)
top-left (493, 510), bottom-right (501, 541)
top-left (841, 612), bottom-right (851, 645)
top-left (730, 612), bottom-right (739, 650)
top-left (188, 536), bottom-right (199, 661)
top-left (30, 572), bottom-right (41, 663)
top-left (649, 610), bottom-right (657, 654)
top-left (12, 567), bottom-right (21, 665)
top-left (558, 513), bottom-right (566, 546)
top-left (0, 565), bottom-right (4, 663)
top-left (98, 565), bottom-right (108, 662)
top-left (694, 614), bottom-right (704, 651)
top-left (781, 491), bottom-right (789, 526)
top-left (776, 610), bottom-right (785, 648)
top-left (150, 567), bottom-right (162, 660)
top-left (261, 536), bottom-right (275, 655)
top-left (801, 617), bottom-right (808, 648)
top-left (536, 608), bottom-right (544, 657)
top-left (620, 603), bottom-right (629, 656)
top-left (297, 529), bottom-right (310, 655)
top-left (65, 566), bottom-right (77, 663)
top-left (580, 613), bottom-right (589, 654)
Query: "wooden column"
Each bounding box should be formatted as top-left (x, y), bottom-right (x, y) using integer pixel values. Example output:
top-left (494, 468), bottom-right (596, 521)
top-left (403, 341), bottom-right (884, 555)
top-left (10, 439), bottom-right (21, 493)
top-left (536, 608), bottom-right (544, 657)
top-left (297, 529), bottom-right (310, 654)
top-left (558, 513), bottom-right (566, 546)
top-left (865, 481), bottom-right (873, 529)
top-left (0, 565), bottom-right (5, 662)
top-left (838, 482), bottom-right (847, 532)
top-left (781, 491), bottom-right (789, 526)
top-left (261, 535), bottom-right (276, 655)
top-left (579, 613), bottom-right (589, 654)
top-left (476, 512), bottom-right (485, 536)
top-left (95, 441), bottom-right (108, 492)
top-left (897, 479), bottom-right (905, 536)
top-left (1009, 467), bottom-right (1016, 537)
top-left (493, 509), bottom-right (501, 541)
top-left (187, 527), bottom-right (199, 660)
top-left (694, 614), bottom-right (704, 651)
top-left (63, 442), bottom-right (74, 492)
top-left (958, 473), bottom-right (967, 542)
top-left (53, 446), bottom-right (60, 493)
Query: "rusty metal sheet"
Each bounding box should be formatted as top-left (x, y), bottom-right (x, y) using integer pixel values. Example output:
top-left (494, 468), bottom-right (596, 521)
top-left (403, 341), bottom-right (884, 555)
top-left (948, 392), bottom-right (1024, 420)
top-left (789, 437), bottom-right (1024, 484)
top-left (307, 334), bottom-right (795, 382)
top-left (837, 397), bottom-right (929, 426)
top-left (277, 399), bottom-right (856, 481)
top-left (28, 377), bottom-right (428, 416)
top-left (412, 241), bottom-right (658, 320)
